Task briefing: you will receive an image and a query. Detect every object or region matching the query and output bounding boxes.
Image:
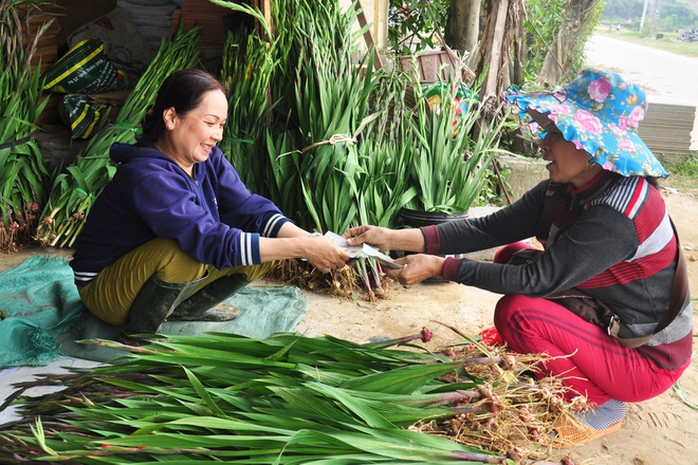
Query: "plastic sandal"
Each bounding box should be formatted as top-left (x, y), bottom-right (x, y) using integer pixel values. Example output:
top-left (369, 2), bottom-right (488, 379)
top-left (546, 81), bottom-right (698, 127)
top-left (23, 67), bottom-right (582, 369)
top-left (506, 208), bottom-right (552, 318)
top-left (552, 415), bottom-right (622, 449)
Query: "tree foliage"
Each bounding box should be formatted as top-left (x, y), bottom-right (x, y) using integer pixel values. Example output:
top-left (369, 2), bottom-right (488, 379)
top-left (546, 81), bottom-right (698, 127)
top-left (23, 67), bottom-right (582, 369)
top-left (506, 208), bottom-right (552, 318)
top-left (602, 0), bottom-right (646, 22)
top-left (387, 0), bottom-right (606, 86)
top-left (655, 2), bottom-right (698, 29)
top-left (603, 0), bottom-right (698, 30)
top-left (523, 0), bottom-right (570, 79)
top-left (387, 0), bottom-right (450, 54)
top-left (537, 0), bottom-right (606, 84)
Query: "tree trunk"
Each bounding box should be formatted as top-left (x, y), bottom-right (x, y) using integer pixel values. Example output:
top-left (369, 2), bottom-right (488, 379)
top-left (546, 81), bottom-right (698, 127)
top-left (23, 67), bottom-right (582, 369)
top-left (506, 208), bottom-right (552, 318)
top-left (471, 0), bottom-right (524, 98)
top-left (511, 4), bottom-right (524, 87)
top-left (444, 0), bottom-right (481, 57)
top-left (538, 0), bottom-right (599, 86)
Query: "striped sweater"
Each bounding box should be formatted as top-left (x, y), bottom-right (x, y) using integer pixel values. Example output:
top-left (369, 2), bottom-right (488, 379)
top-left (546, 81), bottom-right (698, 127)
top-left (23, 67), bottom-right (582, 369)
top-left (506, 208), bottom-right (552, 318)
top-left (427, 170), bottom-right (692, 369)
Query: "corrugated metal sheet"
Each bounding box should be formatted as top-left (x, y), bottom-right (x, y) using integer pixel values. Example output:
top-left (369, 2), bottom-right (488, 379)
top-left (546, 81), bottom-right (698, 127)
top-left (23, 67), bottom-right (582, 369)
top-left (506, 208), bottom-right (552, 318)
top-left (638, 103), bottom-right (696, 155)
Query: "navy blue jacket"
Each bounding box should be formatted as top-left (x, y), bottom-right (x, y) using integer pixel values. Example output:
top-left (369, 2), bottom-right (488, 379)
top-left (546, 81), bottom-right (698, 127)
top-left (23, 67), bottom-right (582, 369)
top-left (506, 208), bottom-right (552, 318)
top-left (70, 142), bottom-right (289, 286)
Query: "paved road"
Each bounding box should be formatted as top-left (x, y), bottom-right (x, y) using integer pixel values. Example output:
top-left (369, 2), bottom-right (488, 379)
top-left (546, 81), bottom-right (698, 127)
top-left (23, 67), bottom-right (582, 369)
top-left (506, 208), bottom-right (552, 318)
top-left (585, 34), bottom-right (698, 105)
top-left (584, 34), bottom-right (698, 149)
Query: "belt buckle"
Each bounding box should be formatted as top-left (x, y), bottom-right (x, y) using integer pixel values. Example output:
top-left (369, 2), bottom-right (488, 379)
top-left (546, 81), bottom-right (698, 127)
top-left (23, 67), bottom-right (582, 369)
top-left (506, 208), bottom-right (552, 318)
top-left (607, 314), bottom-right (620, 336)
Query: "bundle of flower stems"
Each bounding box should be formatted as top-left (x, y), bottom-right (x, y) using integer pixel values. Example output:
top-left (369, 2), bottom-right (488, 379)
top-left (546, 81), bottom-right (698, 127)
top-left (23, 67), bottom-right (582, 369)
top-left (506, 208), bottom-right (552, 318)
top-left (0, 1), bottom-right (53, 252)
top-left (266, 0), bottom-right (379, 235)
top-left (0, 331), bottom-right (575, 463)
top-left (219, 25), bottom-right (279, 193)
top-left (213, 0), bottom-right (402, 299)
top-left (35, 26), bottom-right (202, 248)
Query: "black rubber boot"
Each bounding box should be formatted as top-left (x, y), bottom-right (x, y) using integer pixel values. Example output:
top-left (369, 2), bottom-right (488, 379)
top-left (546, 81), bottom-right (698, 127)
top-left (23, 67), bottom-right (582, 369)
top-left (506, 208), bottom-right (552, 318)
top-left (119, 273), bottom-right (208, 346)
top-left (168, 274), bottom-right (250, 322)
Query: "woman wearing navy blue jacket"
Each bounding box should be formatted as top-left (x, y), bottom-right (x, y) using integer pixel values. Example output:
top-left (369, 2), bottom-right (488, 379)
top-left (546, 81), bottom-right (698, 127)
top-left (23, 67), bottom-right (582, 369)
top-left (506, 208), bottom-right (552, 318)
top-left (70, 69), bottom-right (349, 345)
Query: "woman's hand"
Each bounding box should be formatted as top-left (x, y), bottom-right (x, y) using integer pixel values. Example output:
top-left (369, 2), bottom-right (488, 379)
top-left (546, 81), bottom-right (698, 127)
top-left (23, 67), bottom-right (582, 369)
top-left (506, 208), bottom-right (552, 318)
top-left (386, 254), bottom-right (446, 285)
top-left (343, 225), bottom-right (426, 254)
top-left (260, 223), bottom-right (350, 273)
top-left (343, 225), bottom-right (393, 252)
top-left (303, 236), bottom-right (351, 273)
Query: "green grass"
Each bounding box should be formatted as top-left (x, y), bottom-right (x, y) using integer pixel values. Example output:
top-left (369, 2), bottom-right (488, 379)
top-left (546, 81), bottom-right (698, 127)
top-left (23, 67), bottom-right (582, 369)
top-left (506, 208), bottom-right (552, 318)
top-left (659, 153), bottom-right (698, 195)
top-left (662, 153), bottom-right (698, 177)
top-left (595, 28), bottom-right (698, 57)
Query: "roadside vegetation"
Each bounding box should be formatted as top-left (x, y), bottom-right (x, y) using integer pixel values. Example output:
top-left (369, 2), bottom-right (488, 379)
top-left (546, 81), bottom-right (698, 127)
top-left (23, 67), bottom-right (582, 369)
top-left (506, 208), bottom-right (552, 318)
top-left (659, 153), bottom-right (698, 195)
top-left (595, 28), bottom-right (698, 57)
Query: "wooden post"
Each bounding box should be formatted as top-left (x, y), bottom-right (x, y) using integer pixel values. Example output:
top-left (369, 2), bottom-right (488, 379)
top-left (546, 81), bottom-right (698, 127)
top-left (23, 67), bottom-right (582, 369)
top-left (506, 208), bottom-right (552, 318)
top-left (264, 0), bottom-right (272, 32)
top-left (354, 0), bottom-right (383, 70)
top-left (252, 0), bottom-right (274, 39)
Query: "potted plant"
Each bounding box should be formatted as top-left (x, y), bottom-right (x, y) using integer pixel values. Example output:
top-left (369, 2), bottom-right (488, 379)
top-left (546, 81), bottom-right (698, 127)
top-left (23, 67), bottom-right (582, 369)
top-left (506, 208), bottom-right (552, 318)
top-left (398, 76), bottom-right (513, 228)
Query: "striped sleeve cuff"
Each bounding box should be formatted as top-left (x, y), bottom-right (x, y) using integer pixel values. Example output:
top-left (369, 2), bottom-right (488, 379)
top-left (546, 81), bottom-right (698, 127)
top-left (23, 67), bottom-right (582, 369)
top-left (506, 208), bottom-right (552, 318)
top-left (73, 270), bottom-right (98, 287)
top-left (262, 213), bottom-right (290, 237)
top-left (237, 232), bottom-right (262, 265)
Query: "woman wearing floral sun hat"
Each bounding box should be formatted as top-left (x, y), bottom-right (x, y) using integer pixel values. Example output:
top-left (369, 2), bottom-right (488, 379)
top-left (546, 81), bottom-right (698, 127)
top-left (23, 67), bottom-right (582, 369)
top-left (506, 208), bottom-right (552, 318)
top-left (343, 68), bottom-right (692, 447)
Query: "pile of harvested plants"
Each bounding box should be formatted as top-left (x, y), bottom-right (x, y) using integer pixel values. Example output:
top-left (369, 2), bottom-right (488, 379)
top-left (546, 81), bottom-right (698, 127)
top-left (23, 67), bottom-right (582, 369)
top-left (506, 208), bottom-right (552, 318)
top-left (0, 330), bottom-right (583, 464)
top-left (425, 330), bottom-right (586, 463)
top-left (266, 256), bottom-right (392, 301)
top-left (0, 1), bottom-right (53, 252)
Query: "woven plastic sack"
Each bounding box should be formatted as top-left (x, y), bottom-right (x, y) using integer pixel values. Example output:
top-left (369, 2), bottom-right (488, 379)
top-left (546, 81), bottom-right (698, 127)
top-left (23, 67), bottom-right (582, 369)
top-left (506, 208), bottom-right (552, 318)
top-left (59, 94), bottom-right (114, 140)
top-left (43, 38), bottom-right (128, 94)
top-left (423, 83), bottom-right (477, 136)
top-left (67, 7), bottom-right (154, 73)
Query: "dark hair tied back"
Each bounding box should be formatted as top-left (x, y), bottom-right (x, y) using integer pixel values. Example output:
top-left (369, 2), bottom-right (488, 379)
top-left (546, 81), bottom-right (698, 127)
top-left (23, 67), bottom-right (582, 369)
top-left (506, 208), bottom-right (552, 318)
top-left (140, 104), bottom-right (157, 137)
top-left (139, 69), bottom-right (226, 144)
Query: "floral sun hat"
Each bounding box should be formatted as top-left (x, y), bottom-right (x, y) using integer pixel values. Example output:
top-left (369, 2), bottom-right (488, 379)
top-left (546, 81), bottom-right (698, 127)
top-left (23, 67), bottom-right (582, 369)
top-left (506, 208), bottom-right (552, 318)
top-left (503, 68), bottom-right (668, 178)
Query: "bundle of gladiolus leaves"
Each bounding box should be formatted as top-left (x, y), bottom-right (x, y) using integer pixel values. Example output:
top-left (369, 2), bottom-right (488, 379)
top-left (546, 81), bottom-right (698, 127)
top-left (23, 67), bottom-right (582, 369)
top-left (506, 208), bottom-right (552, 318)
top-left (0, 1), bottom-right (53, 252)
top-left (0, 330), bottom-right (582, 464)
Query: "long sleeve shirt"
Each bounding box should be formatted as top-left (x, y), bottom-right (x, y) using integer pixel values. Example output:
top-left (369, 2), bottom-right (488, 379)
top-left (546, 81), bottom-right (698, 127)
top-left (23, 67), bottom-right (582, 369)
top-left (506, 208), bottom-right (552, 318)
top-left (70, 142), bottom-right (290, 286)
top-left (422, 170), bottom-right (692, 369)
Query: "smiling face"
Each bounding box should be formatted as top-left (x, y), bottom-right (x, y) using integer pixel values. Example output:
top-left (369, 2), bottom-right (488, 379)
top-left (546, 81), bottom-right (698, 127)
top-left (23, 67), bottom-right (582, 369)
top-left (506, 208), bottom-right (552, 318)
top-left (539, 125), bottom-right (603, 188)
top-left (157, 89), bottom-right (228, 176)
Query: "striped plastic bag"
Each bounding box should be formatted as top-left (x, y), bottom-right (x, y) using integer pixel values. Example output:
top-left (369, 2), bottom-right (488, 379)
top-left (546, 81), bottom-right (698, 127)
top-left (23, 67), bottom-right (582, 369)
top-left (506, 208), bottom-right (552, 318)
top-left (59, 94), bottom-right (114, 139)
top-left (43, 38), bottom-right (128, 94)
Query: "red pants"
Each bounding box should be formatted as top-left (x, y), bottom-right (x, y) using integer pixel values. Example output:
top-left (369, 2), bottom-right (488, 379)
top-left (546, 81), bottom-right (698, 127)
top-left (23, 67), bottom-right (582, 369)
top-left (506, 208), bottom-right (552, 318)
top-left (492, 242), bottom-right (689, 405)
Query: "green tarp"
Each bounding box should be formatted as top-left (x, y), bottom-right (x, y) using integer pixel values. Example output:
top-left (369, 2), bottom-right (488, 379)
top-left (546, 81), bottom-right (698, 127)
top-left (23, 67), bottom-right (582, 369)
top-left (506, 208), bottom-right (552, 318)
top-left (0, 255), bottom-right (308, 367)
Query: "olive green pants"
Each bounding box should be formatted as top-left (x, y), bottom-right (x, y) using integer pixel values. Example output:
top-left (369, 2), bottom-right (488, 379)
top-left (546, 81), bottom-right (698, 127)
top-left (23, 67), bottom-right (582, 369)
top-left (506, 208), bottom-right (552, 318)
top-left (78, 238), bottom-right (273, 325)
